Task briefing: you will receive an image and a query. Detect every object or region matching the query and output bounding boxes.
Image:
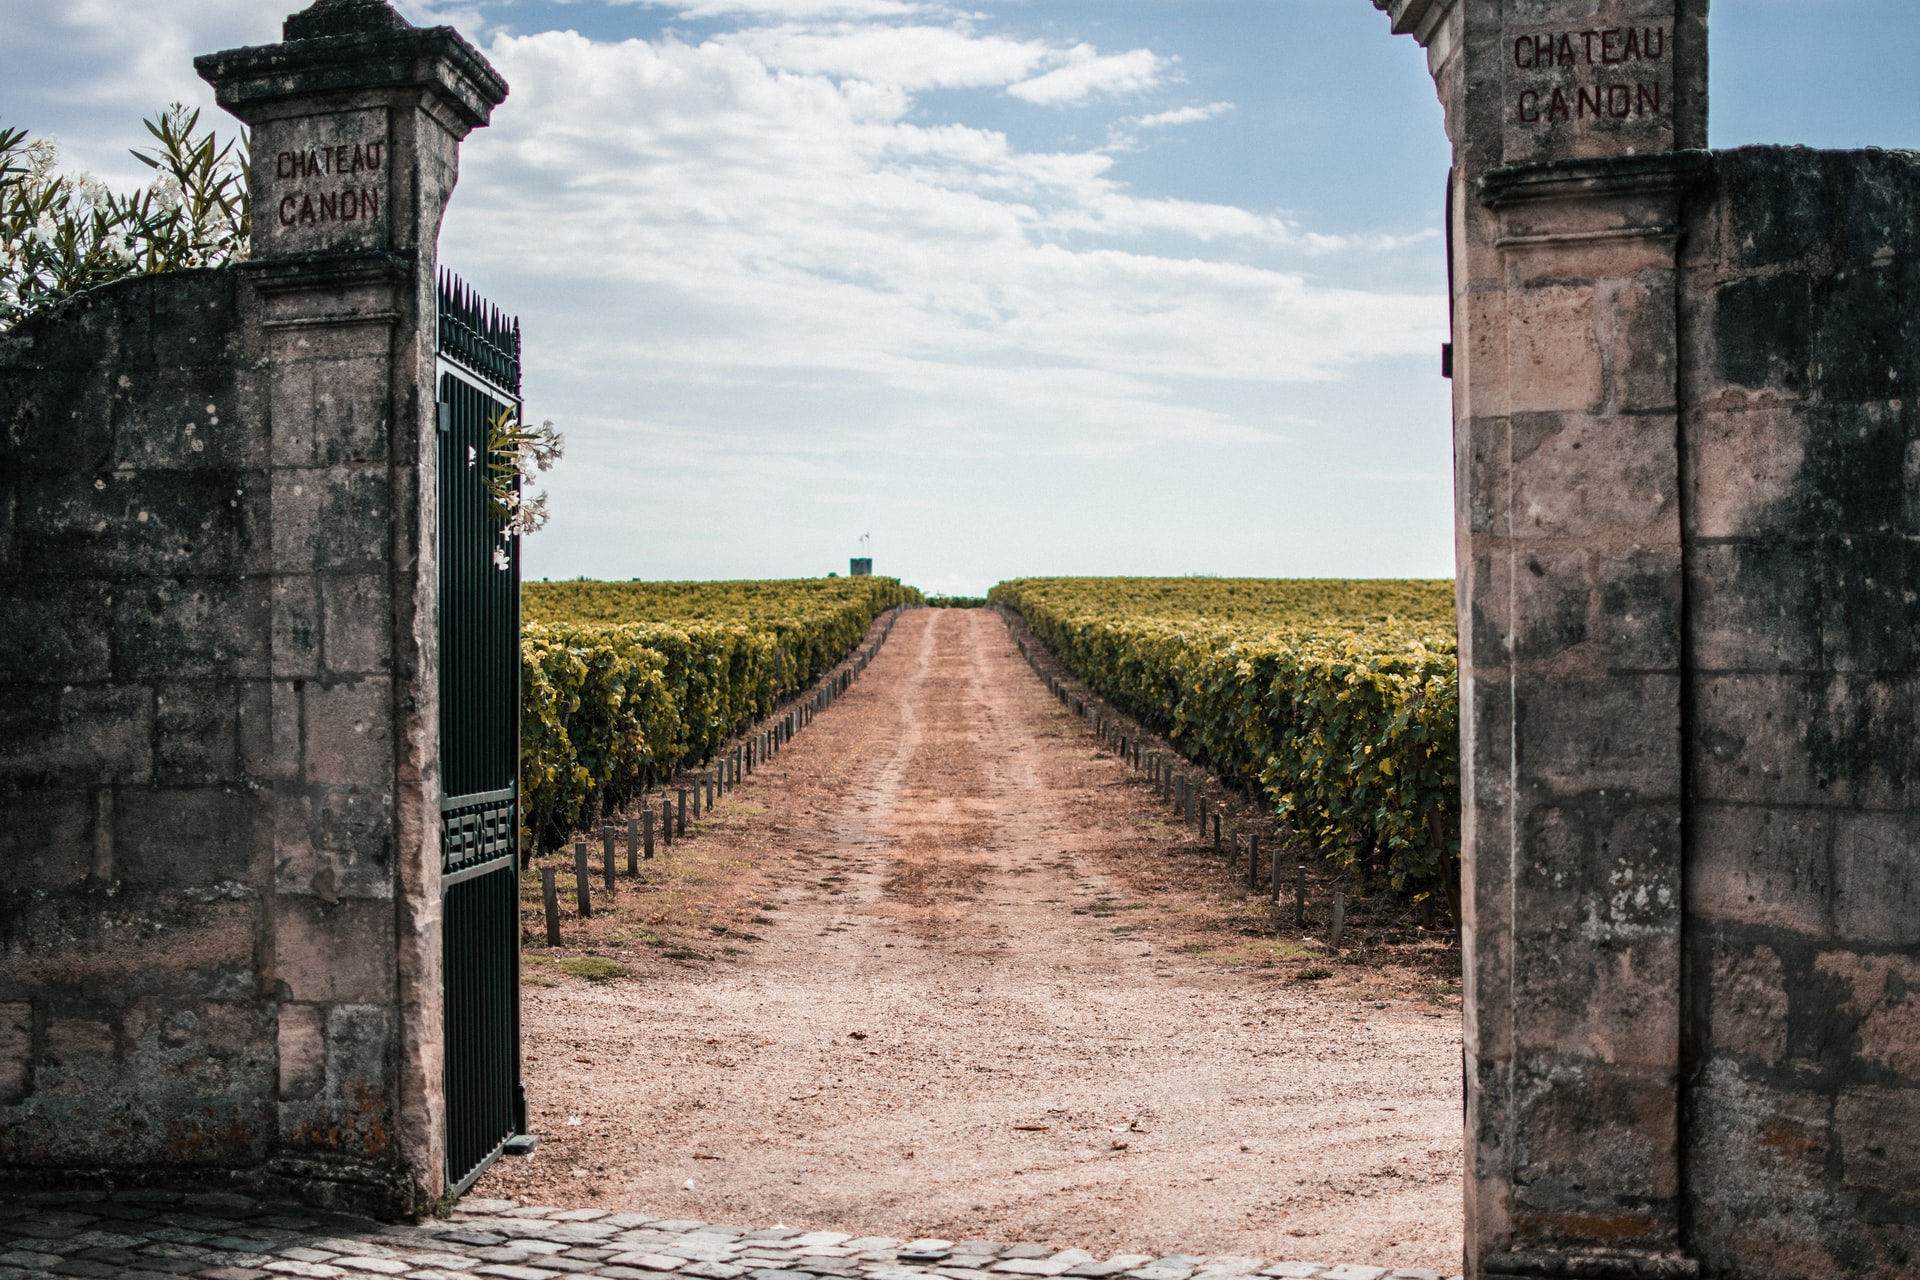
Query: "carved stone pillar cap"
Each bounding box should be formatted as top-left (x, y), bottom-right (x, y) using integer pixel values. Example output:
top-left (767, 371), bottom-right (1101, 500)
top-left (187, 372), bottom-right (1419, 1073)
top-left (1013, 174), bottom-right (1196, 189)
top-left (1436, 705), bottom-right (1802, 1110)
top-left (284, 0), bottom-right (413, 41)
top-left (194, 1), bottom-right (507, 128)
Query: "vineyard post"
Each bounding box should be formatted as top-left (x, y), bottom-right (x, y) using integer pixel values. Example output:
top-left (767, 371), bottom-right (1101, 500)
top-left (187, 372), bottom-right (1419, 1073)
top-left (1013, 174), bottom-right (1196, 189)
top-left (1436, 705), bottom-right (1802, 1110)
top-left (643, 809), bottom-right (655, 860)
top-left (676, 789), bottom-right (688, 834)
top-left (627, 817), bottom-right (640, 874)
top-left (1213, 812), bottom-right (1221, 852)
top-left (1269, 841), bottom-right (1281, 902)
top-left (542, 868), bottom-right (562, 947)
top-left (572, 841), bottom-right (592, 918)
top-left (1295, 864), bottom-right (1306, 928)
top-left (1329, 892), bottom-right (1345, 951)
top-left (691, 780), bottom-right (701, 820)
top-left (660, 799), bottom-right (672, 847)
top-left (1247, 832), bottom-right (1260, 891)
top-left (602, 834), bottom-right (616, 895)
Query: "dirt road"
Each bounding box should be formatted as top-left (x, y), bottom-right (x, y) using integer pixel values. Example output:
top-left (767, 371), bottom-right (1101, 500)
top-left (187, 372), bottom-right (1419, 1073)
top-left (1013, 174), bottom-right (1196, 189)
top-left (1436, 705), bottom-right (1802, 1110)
top-left (473, 609), bottom-right (1462, 1273)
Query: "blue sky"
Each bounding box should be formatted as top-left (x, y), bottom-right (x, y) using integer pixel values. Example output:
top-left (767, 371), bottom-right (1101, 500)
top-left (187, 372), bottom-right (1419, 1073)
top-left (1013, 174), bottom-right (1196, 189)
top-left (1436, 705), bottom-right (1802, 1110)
top-left (2, 0), bottom-right (1916, 594)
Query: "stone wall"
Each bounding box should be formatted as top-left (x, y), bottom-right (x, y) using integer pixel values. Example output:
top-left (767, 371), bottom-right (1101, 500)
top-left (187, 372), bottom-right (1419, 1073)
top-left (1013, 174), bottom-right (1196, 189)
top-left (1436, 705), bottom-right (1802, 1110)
top-left (0, 267), bottom-right (279, 1176)
top-left (1679, 145), bottom-right (1920, 1278)
top-left (1378, 2), bottom-right (1915, 1277)
top-left (0, 0), bottom-right (506, 1217)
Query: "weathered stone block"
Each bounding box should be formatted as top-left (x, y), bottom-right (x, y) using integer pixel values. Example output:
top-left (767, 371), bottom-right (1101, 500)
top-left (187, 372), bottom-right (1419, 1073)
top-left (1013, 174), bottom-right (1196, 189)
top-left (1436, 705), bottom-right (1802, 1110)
top-left (13, 894), bottom-right (258, 999)
top-left (303, 677), bottom-right (394, 788)
top-left (1464, 548), bottom-right (1514, 668)
top-left (271, 679), bottom-right (305, 781)
top-left (1506, 287), bottom-right (1603, 413)
top-left (275, 786), bottom-right (395, 901)
top-left (1594, 546), bottom-right (1680, 670)
top-left (1711, 273), bottom-right (1811, 394)
top-left (40, 1015), bottom-right (117, 1089)
top-left (20, 467), bottom-right (267, 577)
top-left (1687, 542), bottom-right (1821, 673)
top-left (1830, 810), bottom-right (1920, 947)
top-left (155, 681), bottom-right (242, 785)
top-left (274, 576), bottom-right (322, 679)
top-left (269, 344), bottom-right (392, 467)
top-left (1686, 1060), bottom-right (1844, 1279)
top-left (111, 576), bottom-right (270, 680)
top-left (1687, 802), bottom-right (1832, 936)
top-left (278, 1003), bottom-right (326, 1100)
top-left (144, 267), bottom-right (245, 369)
top-left (1819, 536), bottom-right (1914, 674)
top-left (1684, 403), bottom-right (1808, 540)
top-left (110, 370), bottom-right (257, 472)
top-left (1509, 1058), bottom-right (1680, 1214)
top-left (1836, 1086), bottom-right (1920, 1210)
top-left (1813, 951), bottom-right (1920, 1081)
top-left (0, 686), bottom-right (153, 789)
top-left (1811, 260), bottom-right (1920, 405)
top-left (323, 573), bottom-right (393, 675)
top-left (0, 364), bottom-right (114, 472)
top-left (236, 678), bottom-right (274, 779)
top-left (1508, 547), bottom-right (1592, 663)
top-left (114, 787), bottom-right (264, 888)
top-left (0, 1002), bottom-right (31, 1105)
top-left (1508, 412), bottom-right (1678, 538)
top-left (277, 1003), bottom-right (398, 1160)
top-left (1703, 939), bottom-right (1790, 1065)
top-left (0, 791), bottom-right (93, 890)
top-left (1689, 672), bottom-right (1910, 809)
top-left (1514, 674), bottom-right (1679, 796)
top-left (1795, 402), bottom-right (1917, 538)
top-left (273, 897), bottom-right (395, 1005)
top-left (270, 466), bottom-right (392, 573)
top-left (121, 997), bottom-right (275, 1101)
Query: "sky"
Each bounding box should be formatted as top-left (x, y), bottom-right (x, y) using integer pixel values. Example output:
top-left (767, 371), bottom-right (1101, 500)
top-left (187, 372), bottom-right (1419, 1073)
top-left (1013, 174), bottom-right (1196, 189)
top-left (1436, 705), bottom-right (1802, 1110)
top-left (2, 1), bottom-right (1917, 595)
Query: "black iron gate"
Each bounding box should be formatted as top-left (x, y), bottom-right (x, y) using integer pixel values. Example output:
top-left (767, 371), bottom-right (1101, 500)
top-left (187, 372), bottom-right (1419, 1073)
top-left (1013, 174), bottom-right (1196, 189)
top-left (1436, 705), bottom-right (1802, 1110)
top-left (436, 270), bottom-right (528, 1193)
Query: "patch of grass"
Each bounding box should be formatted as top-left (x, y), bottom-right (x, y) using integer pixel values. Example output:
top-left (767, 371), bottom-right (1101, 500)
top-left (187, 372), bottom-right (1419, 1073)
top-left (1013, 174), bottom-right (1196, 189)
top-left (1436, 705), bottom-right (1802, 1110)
top-left (662, 948), bottom-right (705, 961)
top-left (522, 972), bottom-right (558, 988)
top-left (1297, 966), bottom-right (1334, 981)
top-left (557, 956), bottom-right (632, 981)
top-left (751, 916), bottom-right (776, 925)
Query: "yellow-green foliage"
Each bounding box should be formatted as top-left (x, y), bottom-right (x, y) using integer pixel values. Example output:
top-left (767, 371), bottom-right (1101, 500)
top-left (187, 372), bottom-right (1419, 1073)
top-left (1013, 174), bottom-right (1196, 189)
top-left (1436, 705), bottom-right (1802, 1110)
top-left (520, 577), bottom-right (920, 849)
top-left (988, 577), bottom-right (1458, 895)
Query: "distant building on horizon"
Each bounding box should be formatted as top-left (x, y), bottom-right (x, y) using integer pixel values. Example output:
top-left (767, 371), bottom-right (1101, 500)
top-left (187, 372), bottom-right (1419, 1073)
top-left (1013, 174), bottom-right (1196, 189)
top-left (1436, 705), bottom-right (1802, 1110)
top-left (850, 557), bottom-right (872, 577)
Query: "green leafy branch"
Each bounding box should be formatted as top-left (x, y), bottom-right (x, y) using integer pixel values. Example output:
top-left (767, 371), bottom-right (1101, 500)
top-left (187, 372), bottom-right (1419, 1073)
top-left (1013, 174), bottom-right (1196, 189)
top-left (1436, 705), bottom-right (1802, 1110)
top-left (1, 104), bottom-right (249, 330)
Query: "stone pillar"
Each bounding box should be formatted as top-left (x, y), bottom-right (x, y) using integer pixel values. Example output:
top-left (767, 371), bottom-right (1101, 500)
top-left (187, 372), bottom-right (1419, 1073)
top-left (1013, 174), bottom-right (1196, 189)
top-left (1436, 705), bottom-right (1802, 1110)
top-left (1374, 3), bottom-right (1708, 1276)
top-left (195, 0), bottom-right (505, 1211)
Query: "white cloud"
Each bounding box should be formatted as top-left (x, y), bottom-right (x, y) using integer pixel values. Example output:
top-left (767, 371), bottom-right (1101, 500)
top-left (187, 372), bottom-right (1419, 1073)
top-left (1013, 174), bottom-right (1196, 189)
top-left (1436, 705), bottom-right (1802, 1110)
top-left (1133, 101), bottom-right (1233, 129)
top-left (720, 22), bottom-right (1051, 90)
top-left (1006, 44), bottom-right (1165, 106)
top-left (0, 0), bottom-right (273, 182)
top-left (619, 0), bottom-right (940, 18)
top-left (0, 1), bottom-right (1452, 587)
top-left (448, 29), bottom-right (1432, 395)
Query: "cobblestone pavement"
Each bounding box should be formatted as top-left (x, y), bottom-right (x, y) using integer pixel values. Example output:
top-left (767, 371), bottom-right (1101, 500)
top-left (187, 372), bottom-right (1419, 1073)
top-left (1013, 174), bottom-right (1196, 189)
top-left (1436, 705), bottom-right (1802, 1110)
top-left (0, 1194), bottom-right (1461, 1280)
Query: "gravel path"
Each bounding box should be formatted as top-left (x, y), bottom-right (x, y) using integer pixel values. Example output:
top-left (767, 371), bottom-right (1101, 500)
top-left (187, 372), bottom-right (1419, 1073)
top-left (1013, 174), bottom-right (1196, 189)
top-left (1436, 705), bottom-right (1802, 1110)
top-left (473, 610), bottom-right (1462, 1275)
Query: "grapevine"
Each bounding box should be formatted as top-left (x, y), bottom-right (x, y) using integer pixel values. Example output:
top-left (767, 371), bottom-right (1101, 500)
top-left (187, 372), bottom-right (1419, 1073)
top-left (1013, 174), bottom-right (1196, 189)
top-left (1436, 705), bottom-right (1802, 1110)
top-left (988, 577), bottom-right (1459, 899)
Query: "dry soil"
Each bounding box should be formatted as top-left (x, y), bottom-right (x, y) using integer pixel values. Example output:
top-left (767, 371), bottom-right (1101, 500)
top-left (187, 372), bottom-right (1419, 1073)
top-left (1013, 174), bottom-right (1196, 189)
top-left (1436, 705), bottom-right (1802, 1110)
top-left (473, 608), bottom-right (1463, 1273)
